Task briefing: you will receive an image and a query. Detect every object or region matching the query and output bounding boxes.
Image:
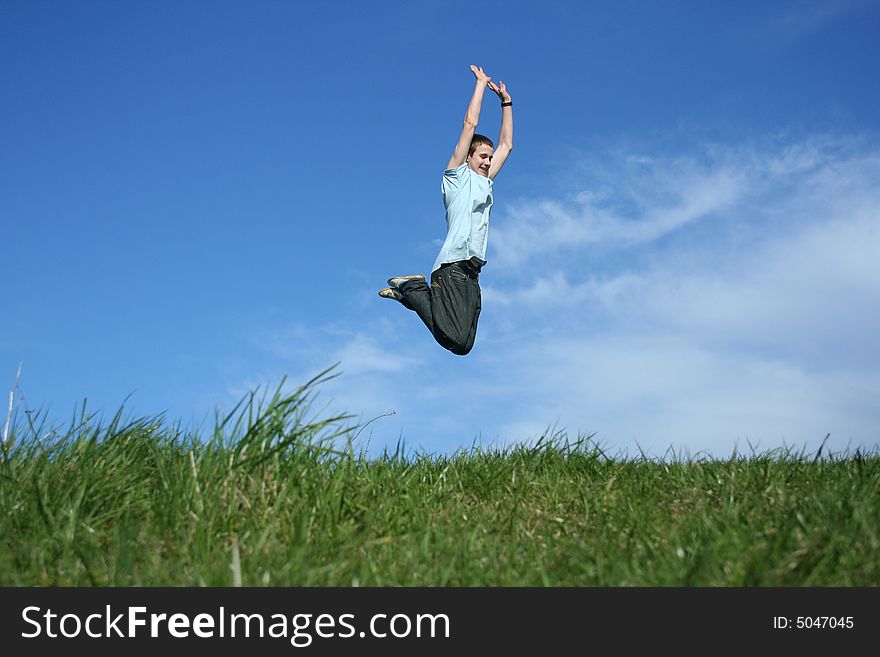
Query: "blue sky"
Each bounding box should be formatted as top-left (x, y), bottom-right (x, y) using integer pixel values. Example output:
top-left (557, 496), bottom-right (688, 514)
top-left (3, 0), bottom-right (879, 458)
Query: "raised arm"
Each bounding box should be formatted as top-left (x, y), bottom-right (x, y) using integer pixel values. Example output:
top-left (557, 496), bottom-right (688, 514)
top-left (447, 65), bottom-right (491, 170)
top-left (487, 79), bottom-right (513, 180)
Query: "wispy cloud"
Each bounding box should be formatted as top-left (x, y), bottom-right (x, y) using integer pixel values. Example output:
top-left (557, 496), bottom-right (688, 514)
top-left (491, 136), bottom-right (879, 273)
top-left (491, 152), bottom-right (750, 270)
top-left (486, 334), bottom-right (878, 457)
top-left (481, 134), bottom-right (880, 455)
top-left (766, 0), bottom-right (874, 43)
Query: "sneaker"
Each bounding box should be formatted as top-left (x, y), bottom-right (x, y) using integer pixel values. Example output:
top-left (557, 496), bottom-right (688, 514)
top-left (378, 287), bottom-right (403, 301)
top-left (387, 274), bottom-right (426, 288)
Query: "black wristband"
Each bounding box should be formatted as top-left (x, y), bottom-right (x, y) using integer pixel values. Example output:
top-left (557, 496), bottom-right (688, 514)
top-left (501, 101), bottom-right (512, 107)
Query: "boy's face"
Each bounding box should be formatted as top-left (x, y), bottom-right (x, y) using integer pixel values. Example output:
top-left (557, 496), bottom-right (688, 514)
top-left (467, 143), bottom-right (494, 177)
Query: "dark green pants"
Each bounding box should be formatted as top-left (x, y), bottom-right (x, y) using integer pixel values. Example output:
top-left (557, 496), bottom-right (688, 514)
top-left (398, 260), bottom-right (482, 356)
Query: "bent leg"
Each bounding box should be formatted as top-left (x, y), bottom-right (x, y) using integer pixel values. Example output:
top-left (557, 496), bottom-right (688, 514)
top-left (396, 279), bottom-right (435, 335)
top-left (431, 264), bottom-right (481, 355)
top-left (395, 264), bottom-right (482, 355)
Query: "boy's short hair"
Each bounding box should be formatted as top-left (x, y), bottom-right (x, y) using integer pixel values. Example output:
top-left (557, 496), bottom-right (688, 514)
top-left (469, 134), bottom-right (494, 155)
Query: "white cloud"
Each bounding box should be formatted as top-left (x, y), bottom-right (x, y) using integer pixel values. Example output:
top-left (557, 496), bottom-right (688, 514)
top-left (488, 334), bottom-right (878, 457)
top-left (490, 152), bottom-right (748, 269)
top-left (475, 136), bottom-right (880, 455)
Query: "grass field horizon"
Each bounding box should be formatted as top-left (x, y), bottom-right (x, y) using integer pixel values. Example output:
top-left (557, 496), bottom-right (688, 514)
top-left (2, 367), bottom-right (878, 586)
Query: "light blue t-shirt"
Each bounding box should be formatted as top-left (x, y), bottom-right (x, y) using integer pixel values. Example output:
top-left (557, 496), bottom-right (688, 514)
top-left (432, 163), bottom-right (494, 273)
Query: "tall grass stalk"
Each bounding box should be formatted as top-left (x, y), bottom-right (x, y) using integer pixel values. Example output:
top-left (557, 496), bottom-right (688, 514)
top-left (1, 367), bottom-right (877, 586)
top-left (2, 362), bottom-right (22, 451)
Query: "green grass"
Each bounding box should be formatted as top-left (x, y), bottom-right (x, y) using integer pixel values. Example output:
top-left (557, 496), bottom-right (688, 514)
top-left (2, 368), bottom-right (878, 586)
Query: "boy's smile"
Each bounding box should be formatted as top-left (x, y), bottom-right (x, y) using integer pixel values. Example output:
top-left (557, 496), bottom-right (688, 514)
top-left (467, 144), bottom-right (494, 177)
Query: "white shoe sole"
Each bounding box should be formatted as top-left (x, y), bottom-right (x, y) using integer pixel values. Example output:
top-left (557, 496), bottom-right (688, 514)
top-left (378, 287), bottom-right (403, 301)
top-left (387, 275), bottom-right (426, 288)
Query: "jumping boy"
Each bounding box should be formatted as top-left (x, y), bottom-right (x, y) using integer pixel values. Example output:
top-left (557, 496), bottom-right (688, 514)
top-left (379, 64), bottom-right (513, 355)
